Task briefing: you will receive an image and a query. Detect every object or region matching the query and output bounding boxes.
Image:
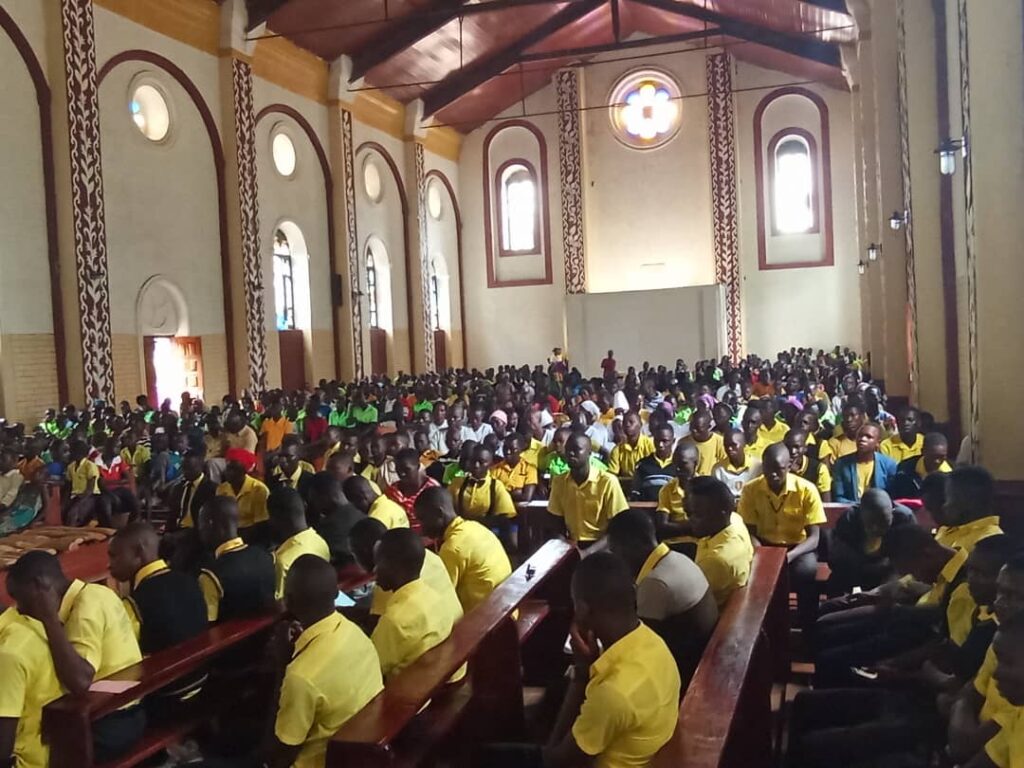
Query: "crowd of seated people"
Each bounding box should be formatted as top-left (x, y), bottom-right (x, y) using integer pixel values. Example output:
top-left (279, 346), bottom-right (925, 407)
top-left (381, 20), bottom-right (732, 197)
top-left (0, 344), bottom-right (1015, 768)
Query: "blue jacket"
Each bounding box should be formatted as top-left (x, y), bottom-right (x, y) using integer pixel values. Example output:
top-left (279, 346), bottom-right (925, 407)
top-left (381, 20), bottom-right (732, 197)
top-left (831, 452), bottom-right (899, 504)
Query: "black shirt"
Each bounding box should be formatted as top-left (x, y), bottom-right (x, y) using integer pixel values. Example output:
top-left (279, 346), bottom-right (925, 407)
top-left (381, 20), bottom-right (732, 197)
top-left (202, 541), bottom-right (276, 621)
top-left (313, 503), bottom-right (364, 567)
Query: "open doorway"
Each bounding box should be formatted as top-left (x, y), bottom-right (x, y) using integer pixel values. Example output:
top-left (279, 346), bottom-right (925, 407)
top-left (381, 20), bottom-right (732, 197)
top-left (143, 336), bottom-right (204, 408)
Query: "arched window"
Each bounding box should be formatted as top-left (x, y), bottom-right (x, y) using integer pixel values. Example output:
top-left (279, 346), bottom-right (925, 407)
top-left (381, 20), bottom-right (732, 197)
top-left (366, 249), bottom-right (379, 328)
top-left (498, 161), bottom-right (539, 254)
top-left (273, 229), bottom-right (295, 330)
top-left (772, 133), bottom-right (815, 234)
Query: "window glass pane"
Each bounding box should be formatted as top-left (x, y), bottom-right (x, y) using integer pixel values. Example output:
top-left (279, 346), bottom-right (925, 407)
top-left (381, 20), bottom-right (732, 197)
top-left (273, 230), bottom-right (295, 330)
top-left (501, 166), bottom-right (537, 252)
top-left (366, 251), bottom-right (378, 328)
top-left (774, 136), bottom-right (814, 234)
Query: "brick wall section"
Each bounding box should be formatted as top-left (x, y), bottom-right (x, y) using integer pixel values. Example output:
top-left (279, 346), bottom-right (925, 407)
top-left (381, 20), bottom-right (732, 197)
top-left (111, 333), bottom-right (143, 404)
top-left (3, 334), bottom-right (60, 425)
top-left (201, 334), bottom-right (229, 403)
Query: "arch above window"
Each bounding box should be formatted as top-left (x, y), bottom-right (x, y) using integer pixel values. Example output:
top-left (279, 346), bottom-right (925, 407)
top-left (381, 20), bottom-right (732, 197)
top-left (496, 159), bottom-right (540, 255)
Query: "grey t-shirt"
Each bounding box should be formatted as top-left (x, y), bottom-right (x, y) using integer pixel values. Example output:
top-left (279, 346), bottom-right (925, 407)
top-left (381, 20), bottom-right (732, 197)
top-left (637, 551), bottom-right (711, 621)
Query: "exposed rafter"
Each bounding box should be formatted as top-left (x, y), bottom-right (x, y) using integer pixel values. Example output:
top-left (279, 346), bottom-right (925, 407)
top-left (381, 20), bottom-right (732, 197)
top-left (422, 0), bottom-right (604, 117)
top-left (630, 0), bottom-right (843, 68)
top-left (245, 0), bottom-right (290, 32)
top-left (517, 27), bottom-right (718, 63)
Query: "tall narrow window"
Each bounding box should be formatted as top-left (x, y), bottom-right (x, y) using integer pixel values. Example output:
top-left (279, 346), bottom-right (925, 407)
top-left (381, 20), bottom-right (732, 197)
top-left (430, 274), bottom-right (442, 330)
top-left (772, 134), bottom-right (815, 234)
top-left (273, 229), bottom-right (295, 330)
top-left (366, 250), bottom-right (379, 328)
top-left (498, 162), bottom-right (538, 254)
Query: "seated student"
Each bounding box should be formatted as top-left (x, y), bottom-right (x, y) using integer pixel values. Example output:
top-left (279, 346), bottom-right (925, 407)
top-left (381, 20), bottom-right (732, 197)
top-left (827, 488), bottom-right (916, 596)
top-left (257, 400), bottom-right (293, 454)
top-left (304, 472), bottom-right (364, 566)
top-left (947, 553), bottom-right (1024, 765)
top-left (344, 474), bottom-right (410, 531)
top-left (971, 617), bottom-right (1024, 768)
top-left (168, 450), bottom-right (218, 532)
top-left (631, 423), bottom-right (677, 502)
top-left (370, 529), bottom-right (466, 683)
top-left (785, 428), bottom-right (833, 501)
top-left (326, 450), bottom-right (381, 494)
top-left (687, 476), bottom-right (755, 609)
top-left (414, 486), bottom-right (512, 612)
top-left (741, 403), bottom-right (771, 459)
top-left (739, 443), bottom-right (826, 631)
top-left (827, 401), bottom-right (867, 464)
top-left (655, 441), bottom-right (699, 551)
top-left (107, 522), bottom-right (209, 708)
top-left (548, 433), bottom-right (629, 546)
top-left (880, 405), bottom-right (924, 463)
top-left (65, 438), bottom-right (103, 526)
top-left (683, 410), bottom-right (727, 476)
top-left (711, 428), bottom-right (762, 500)
top-left (935, 465), bottom-right (1003, 554)
top-left (196, 497), bottom-right (276, 623)
top-left (831, 423), bottom-right (898, 504)
top-left (607, 510), bottom-right (717, 681)
top-left (357, 433), bottom-right (390, 487)
top-left (259, 555), bottom-right (382, 768)
top-left (890, 432), bottom-right (953, 499)
top-left (268, 437), bottom-right (315, 499)
top-left (758, 397), bottom-right (790, 444)
top-left (384, 448), bottom-right (440, 531)
top-left (448, 444), bottom-right (517, 547)
top-left (607, 411), bottom-right (655, 478)
top-left (535, 553), bottom-right (680, 768)
top-left (7, 551), bottom-right (144, 762)
top-left (269, 487), bottom-right (330, 600)
top-left (216, 448), bottom-right (270, 545)
top-left (119, 429), bottom-right (151, 482)
top-left (491, 433), bottom-right (539, 503)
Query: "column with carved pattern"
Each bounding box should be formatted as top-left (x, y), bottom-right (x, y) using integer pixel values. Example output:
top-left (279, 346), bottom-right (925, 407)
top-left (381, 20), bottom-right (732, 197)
top-left (555, 69), bottom-right (586, 294)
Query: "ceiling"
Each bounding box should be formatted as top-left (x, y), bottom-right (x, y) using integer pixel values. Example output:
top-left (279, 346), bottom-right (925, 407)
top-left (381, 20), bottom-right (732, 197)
top-left (246, 0), bottom-right (857, 132)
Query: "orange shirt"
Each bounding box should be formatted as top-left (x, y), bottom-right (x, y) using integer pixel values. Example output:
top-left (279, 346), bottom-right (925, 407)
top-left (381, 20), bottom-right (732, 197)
top-left (260, 417), bottom-right (293, 452)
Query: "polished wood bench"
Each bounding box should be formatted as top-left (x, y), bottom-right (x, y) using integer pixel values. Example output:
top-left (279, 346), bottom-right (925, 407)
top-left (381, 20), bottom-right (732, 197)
top-left (654, 546), bottom-right (789, 768)
top-left (43, 614), bottom-right (278, 768)
top-left (326, 539), bottom-right (579, 767)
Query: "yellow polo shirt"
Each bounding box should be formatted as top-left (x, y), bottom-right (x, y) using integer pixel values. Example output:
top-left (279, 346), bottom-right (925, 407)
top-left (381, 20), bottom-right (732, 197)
top-left (738, 474), bottom-right (826, 545)
top-left (448, 476), bottom-right (517, 520)
top-left (827, 435), bottom-right (857, 461)
top-left (67, 458), bottom-right (101, 496)
top-left (985, 706), bottom-right (1024, 768)
top-left (934, 516), bottom-right (1003, 554)
top-left (917, 546), bottom-right (968, 607)
top-left (259, 417), bottom-right (293, 452)
top-left (880, 433), bottom-right (924, 462)
top-left (608, 436), bottom-right (655, 477)
top-left (685, 434), bottom-right (727, 477)
top-left (521, 438), bottom-right (544, 469)
top-left (549, 467), bottom-right (629, 543)
top-left (976, 645), bottom-right (1017, 729)
top-left (274, 528), bottom-right (331, 599)
top-left (216, 474), bottom-right (270, 528)
top-left (368, 495), bottom-right (410, 529)
top-left (275, 612), bottom-right (383, 768)
top-left (571, 623), bottom-right (681, 767)
top-left (59, 579), bottom-right (142, 680)
top-left (915, 457), bottom-right (952, 478)
top-left (759, 420), bottom-right (790, 445)
top-left (744, 432), bottom-right (772, 460)
top-left (0, 612), bottom-right (62, 768)
top-left (656, 478), bottom-right (693, 545)
top-left (437, 516), bottom-right (513, 611)
top-left (809, 434), bottom-right (835, 463)
top-left (371, 549), bottom-right (454, 616)
top-left (855, 460), bottom-right (875, 496)
top-left (796, 456), bottom-right (831, 496)
top-left (945, 581), bottom-right (995, 647)
top-left (491, 459), bottom-right (538, 492)
top-left (120, 445), bottom-right (152, 478)
top-left (371, 578), bottom-right (466, 683)
top-left (696, 513), bottom-right (754, 608)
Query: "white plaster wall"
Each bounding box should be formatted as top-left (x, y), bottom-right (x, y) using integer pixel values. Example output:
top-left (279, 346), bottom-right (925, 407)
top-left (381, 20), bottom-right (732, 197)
top-left (423, 154), bottom-right (464, 367)
top-left (735, 61), bottom-right (862, 355)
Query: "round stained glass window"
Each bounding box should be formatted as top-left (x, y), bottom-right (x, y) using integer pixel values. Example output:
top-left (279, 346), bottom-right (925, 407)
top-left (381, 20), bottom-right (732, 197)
top-left (608, 68), bottom-right (682, 150)
top-left (271, 130), bottom-right (297, 177)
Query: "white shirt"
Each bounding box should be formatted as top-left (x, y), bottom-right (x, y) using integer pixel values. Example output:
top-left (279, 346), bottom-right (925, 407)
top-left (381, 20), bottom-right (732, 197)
top-left (428, 421), bottom-right (448, 453)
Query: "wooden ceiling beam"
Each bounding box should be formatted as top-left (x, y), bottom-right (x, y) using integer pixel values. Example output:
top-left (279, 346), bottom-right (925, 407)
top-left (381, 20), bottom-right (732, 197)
top-left (245, 0), bottom-right (291, 31)
top-left (630, 0), bottom-right (843, 68)
top-left (422, 0), bottom-right (604, 116)
top-left (517, 26), bottom-right (717, 62)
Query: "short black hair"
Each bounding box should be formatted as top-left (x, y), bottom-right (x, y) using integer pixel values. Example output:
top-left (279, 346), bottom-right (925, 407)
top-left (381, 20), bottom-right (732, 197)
top-left (972, 534), bottom-right (1016, 565)
top-left (7, 550), bottom-right (64, 587)
top-left (377, 529), bottom-right (425, 577)
top-left (949, 465), bottom-right (995, 514)
top-left (268, 486), bottom-right (306, 521)
top-left (688, 475), bottom-right (734, 511)
top-left (572, 551), bottom-right (636, 615)
top-left (606, 509), bottom-right (657, 549)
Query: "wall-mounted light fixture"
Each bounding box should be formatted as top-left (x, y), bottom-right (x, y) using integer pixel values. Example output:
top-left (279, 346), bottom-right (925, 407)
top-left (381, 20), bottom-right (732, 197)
top-left (936, 136), bottom-right (968, 176)
top-left (858, 260), bottom-right (867, 276)
top-left (889, 210), bottom-right (909, 231)
top-left (867, 243), bottom-right (881, 262)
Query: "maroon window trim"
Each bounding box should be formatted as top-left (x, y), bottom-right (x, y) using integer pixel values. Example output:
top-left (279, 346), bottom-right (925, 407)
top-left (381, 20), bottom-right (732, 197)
top-left (494, 158), bottom-right (542, 258)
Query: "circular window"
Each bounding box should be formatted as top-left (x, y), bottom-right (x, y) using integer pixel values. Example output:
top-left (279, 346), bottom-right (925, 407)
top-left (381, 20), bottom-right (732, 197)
top-left (129, 83), bottom-right (170, 142)
top-left (363, 158), bottom-right (383, 203)
top-left (272, 130), bottom-right (297, 177)
top-left (608, 68), bottom-right (682, 150)
top-left (427, 180), bottom-right (443, 220)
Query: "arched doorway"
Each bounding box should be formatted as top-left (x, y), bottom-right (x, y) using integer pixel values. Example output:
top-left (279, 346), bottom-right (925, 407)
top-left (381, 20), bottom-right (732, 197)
top-left (430, 253), bottom-right (452, 371)
top-left (136, 277), bottom-right (203, 407)
top-left (273, 222), bottom-right (312, 391)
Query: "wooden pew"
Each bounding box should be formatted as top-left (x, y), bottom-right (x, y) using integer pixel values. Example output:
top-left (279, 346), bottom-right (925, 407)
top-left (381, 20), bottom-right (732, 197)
top-left (654, 546), bottom-right (789, 768)
top-left (43, 614), bottom-right (277, 768)
top-left (326, 539), bottom-right (579, 768)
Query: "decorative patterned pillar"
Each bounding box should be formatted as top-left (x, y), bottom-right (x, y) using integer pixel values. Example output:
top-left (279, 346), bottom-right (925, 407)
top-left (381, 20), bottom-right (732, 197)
top-left (414, 141), bottom-right (436, 371)
top-left (705, 53), bottom-right (743, 363)
top-left (896, 0), bottom-right (919, 404)
top-left (555, 69), bottom-right (586, 294)
top-left (60, 0), bottom-right (114, 401)
top-left (230, 58), bottom-right (267, 394)
top-left (957, 0), bottom-right (979, 462)
top-left (340, 109), bottom-right (364, 379)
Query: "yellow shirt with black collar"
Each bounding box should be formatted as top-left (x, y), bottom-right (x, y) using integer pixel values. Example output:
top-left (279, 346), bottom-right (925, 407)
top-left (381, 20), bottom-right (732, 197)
top-left (549, 466), bottom-right (629, 543)
top-left (915, 457), bottom-right (952, 478)
top-left (491, 459), bottom-right (538, 493)
top-left (123, 559), bottom-right (171, 639)
top-left (0, 611), bottom-right (62, 768)
top-left (934, 516), bottom-right (1003, 554)
top-left (67, 458), bottom-right (101, 496)
top-left (571, 622), bottom-right (681, 768)
top-left (216, 474), bottom-right (270, 528)
top-left (738, 474), bottom-right (826, 545)
top-left (198, 537), bottom-right (246, 622)
top-left (368, 495), bottom-right (410, 529)
top-left (684, 433), bottom-right (727, 477)
top-left (880, 433), bottom-right (924, 463)
top-left (371, 577), bottom-right (466, 683)
top-left (696, 513), bottom-right (754, 608)
top-left (795, 456), bottom-right (832, 496)
top-left (177, 473), bottom-right (208, 529)
top-left (59, 579), bottom-right (142, 681)
top-left (656, 477), bottom-right (693, 545)
top-left (437, 516), bottom-right (513, 612)
top-left (371, 549), bottom-right (454, 616)
top-left (274, 528), bottom-right (331, 600)
top-left (274, 612), bottom-right (383, 768)
top-left (448, 475), bottom-right (517, 520)
top-left (608, 435), bottom-right (656, 478)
